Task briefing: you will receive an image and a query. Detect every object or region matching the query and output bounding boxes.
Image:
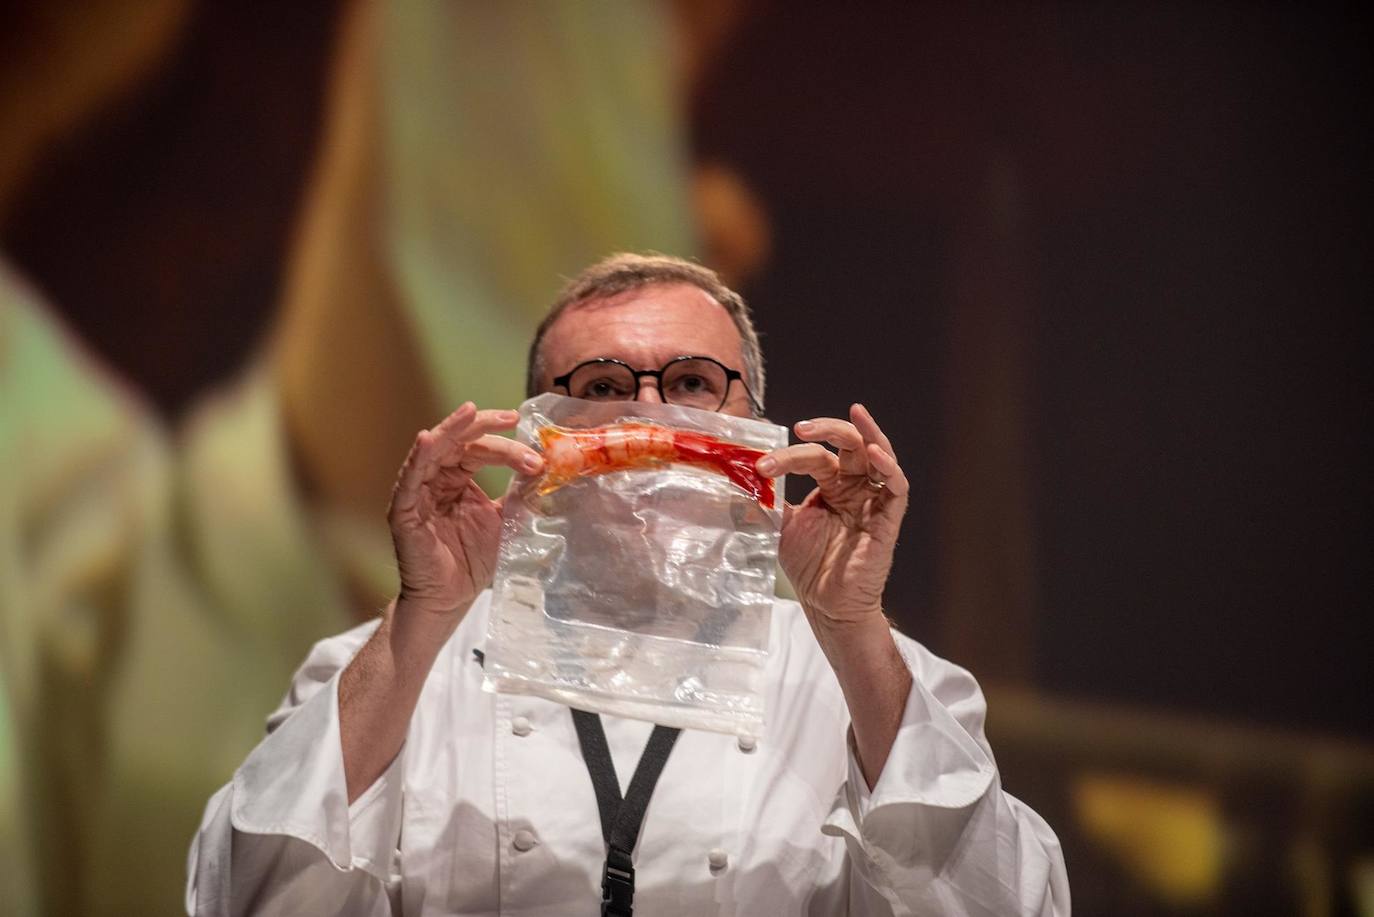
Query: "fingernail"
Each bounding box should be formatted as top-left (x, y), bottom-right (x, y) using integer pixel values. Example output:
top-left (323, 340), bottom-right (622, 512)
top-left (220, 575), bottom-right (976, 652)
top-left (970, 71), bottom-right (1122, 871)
top-left (522, 454), bottom-right (542, 471)
top-left (795, 421), bottom-right (814, 434)
top-left (757, 457), bottom-right (778, 474)
top-left (503, 410), bottom-right (520, 422)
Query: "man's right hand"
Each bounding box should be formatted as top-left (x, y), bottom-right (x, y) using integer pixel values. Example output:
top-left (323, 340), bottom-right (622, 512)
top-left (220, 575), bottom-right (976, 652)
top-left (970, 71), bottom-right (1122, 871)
top-left (340, 403), bottom-right (543, 803)
top-left (387, 402), bottom-right (545, 621)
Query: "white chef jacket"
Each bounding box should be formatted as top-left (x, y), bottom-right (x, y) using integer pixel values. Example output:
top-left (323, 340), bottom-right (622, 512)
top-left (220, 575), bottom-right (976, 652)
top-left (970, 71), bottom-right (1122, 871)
top-left (186, 593), bottom-right (1069, 916)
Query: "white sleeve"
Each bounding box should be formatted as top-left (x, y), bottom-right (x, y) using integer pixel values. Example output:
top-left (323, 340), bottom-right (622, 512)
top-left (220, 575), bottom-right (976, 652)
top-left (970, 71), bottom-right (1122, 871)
top-left (821, 635), bottom-right (1071, 917)
top-left (185, 623), bottom-right (404, 917)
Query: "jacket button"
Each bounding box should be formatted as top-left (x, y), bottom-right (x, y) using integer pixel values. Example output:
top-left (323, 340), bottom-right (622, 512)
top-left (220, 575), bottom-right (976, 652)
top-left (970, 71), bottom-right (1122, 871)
top-left (708, 848), bottom-right (729, 870)
top-left (736, 734), bottom-right (757, 753)
top-left (513, 829), bottom-right (538, 852)
top-left (512, 716), bottom-right (533, 737)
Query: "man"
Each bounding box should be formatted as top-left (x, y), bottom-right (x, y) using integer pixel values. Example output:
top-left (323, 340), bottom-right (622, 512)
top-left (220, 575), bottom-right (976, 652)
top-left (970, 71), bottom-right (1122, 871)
top-left (186, 254), bottom-right (1069, 916)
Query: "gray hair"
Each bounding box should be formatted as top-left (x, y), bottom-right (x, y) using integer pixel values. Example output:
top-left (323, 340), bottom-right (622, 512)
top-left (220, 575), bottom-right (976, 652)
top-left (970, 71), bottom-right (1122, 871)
top-left (525, 253), bottom-right (765, 415)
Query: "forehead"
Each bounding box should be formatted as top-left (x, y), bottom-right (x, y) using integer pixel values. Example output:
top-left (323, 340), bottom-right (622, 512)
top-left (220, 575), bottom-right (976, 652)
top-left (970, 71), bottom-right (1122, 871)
top-left (541, 282), bottom-right (743, 372)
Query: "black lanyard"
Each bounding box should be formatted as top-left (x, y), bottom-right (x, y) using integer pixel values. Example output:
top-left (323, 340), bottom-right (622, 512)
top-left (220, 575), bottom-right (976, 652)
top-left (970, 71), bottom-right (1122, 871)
top-left (570, 709), bottom-right (681, 917)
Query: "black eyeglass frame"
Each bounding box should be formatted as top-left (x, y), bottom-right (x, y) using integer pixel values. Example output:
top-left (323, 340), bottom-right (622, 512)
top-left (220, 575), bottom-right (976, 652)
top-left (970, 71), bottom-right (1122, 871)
top-left (551, 355), bottom-right (764, 416)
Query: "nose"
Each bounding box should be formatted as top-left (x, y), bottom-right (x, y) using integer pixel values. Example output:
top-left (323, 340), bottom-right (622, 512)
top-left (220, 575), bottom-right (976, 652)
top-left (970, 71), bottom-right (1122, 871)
top-left (635, 376), bottom-right (664, 404)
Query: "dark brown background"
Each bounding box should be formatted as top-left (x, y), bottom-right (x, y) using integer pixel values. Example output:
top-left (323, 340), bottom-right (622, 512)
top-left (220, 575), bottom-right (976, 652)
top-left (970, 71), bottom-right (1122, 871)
top-left (13, 1), bottom-right (1365, 735)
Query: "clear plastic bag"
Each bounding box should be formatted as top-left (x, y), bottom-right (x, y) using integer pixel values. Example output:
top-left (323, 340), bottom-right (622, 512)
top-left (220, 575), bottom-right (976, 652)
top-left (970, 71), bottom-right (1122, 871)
top-left (482, 393), bottom-right (787, 735)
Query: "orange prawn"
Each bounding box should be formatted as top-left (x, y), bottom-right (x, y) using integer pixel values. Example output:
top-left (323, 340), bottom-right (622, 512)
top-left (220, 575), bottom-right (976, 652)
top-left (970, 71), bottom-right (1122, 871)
top-left (536, 422), bottom-right (776, 508)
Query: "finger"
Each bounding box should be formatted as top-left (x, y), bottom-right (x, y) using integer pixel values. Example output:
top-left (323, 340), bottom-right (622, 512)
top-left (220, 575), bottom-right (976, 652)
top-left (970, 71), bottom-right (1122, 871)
top-left (391, 405), bottom-right (517, 516)
top-left (428, 411), bottom-right (523, 479)
top-left (401, 401), bottom-right (479, 494)
top-left (851, 403), bottom-right (897, 458)
top-left (866, 442), bottom-right (910, 498)
top-left (757, 443), bottom-right (840, 482)
top-left (432, 407), bottom-right (520, 456)
top-left (389, 429), bottom-right (441, 519)
top-left (794, 418), bottom-right (867, 474)
top-left (431, 401), bottom-right (478, 439)
top-left (794, 417), bottom-right (863, 451)
top-left (450, 434), bottom-right (544, 475)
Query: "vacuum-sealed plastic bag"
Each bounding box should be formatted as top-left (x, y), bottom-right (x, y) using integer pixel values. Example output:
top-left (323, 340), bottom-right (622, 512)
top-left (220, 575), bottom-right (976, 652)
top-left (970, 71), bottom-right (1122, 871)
top-left (483, 392), bottom-right (787, 735)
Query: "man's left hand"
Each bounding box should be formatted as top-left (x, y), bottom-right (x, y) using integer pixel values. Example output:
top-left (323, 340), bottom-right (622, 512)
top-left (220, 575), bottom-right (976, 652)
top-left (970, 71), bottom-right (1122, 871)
top-left (757, 403), bottom-right (912, 786)
top-left (758, 403), bottom-right (910, 632)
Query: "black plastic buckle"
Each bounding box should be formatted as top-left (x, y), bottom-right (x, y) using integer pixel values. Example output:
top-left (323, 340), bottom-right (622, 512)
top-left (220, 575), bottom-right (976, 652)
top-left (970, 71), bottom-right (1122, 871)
top-left (601, 846), bottom-right (636, 917)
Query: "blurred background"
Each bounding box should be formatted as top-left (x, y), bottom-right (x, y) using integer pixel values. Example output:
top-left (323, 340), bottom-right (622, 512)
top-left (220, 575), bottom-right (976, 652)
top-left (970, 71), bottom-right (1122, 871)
top-left (1, 1), bottom-right (1370, 915)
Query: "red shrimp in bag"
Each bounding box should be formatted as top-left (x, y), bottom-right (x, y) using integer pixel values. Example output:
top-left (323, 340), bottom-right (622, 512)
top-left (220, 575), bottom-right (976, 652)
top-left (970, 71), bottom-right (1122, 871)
top-left (537, 421), bottom-right (776, 508)
top-left (487, 394), bottom-right (786, 734)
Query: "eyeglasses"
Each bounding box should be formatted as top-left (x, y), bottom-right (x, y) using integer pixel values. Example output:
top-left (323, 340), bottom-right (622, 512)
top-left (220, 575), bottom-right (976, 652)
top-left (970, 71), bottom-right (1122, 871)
top-left (552, 356), bottom-right (762, 415)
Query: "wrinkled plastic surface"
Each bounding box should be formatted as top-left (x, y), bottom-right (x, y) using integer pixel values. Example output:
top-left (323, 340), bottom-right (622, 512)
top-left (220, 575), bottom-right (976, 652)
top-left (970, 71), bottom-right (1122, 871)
top-left (483, 393), bottom-right (787, 735)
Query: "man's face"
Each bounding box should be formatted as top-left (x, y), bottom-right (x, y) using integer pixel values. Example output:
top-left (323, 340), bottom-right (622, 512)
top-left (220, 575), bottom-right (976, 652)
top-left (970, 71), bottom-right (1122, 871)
top-left (537, 282), bottom-right (755, 418)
